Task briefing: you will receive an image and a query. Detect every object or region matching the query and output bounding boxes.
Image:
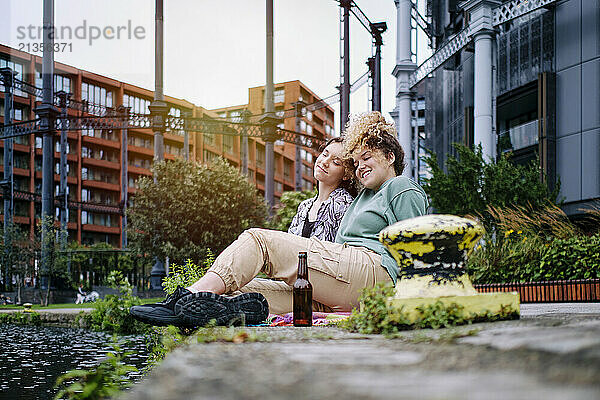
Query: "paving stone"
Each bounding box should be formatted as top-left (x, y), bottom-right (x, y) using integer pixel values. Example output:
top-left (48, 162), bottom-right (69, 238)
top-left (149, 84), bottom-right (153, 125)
top-left (124, 307), bottom-right (600, 400)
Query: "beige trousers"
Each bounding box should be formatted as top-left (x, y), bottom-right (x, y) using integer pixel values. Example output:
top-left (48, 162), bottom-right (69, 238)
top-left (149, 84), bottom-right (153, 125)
top-left (209, 228), bottom-right (392, 314)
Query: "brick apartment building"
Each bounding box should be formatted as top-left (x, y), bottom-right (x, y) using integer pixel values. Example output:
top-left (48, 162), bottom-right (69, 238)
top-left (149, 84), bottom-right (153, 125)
top-left (0, 44), bottom-right (334, 248)
top-left (210, 80), bottom-right (336, 196)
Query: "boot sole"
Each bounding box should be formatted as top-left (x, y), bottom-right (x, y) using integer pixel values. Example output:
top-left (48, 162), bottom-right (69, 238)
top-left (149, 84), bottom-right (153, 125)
top-left (174, 292), bottom-right (269, 327)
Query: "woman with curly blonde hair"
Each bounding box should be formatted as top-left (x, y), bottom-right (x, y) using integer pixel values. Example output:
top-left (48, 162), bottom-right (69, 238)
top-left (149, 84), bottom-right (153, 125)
top-left (131, 112), bottom-right (428, 327)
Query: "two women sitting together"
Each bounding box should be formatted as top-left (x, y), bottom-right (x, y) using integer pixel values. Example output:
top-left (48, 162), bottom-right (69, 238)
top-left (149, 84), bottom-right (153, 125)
top-left (131, 112), bottom-right (429, 327)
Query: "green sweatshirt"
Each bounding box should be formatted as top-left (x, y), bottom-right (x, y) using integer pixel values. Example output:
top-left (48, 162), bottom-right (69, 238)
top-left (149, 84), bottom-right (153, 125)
top-left (335, 176), bottom-right (429, 283)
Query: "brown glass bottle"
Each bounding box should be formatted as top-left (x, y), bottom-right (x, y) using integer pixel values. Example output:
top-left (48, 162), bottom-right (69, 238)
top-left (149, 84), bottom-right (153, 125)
top-left (293, 252), bottom-right (312, 327)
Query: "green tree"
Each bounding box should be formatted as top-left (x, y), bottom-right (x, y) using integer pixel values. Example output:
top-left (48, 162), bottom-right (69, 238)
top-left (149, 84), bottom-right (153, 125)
top-left (0, 222), bottom-right (37, 303)
top-left (423, 144), bottom-right (560, 227)
top-left (268, 189), bottom-right (316, 232)
top-left (128, 158), bottom-right (267, 264)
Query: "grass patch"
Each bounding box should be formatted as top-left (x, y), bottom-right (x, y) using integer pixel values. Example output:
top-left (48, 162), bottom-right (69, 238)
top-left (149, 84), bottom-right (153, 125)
top-left (340, 283), bottom-right (518, 336)
top-left (0, 297), bottom-right (163, 310)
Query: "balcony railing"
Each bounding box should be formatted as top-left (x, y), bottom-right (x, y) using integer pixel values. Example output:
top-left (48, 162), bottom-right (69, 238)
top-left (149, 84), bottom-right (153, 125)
top-left (501, 120), bottom-right (538, 151)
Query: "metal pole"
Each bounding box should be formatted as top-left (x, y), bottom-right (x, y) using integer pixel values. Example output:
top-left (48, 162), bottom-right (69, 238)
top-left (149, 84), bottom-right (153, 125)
top-left (148, 0), bottom-right (168, 289)
top-left (340, 0), bottom-right (351, 129)
top-left (293, 101), bottom-right (305, 192)
top-left (366, 57), bottom-right (375, 111)
top-left (1, 68), bottom-right (16, 292)
top-left (150, 0), bottom-right (167, 164)
top-left (40, 0), bottom-right (56, 289)
top-left (373, 35), bottom-right (382, 112)
top-left (392, 0), bottom-right (415, 178)
top-left (264, 0), bottom-right (275, 211)
top-left (57, 91), bottom-right (69, 250)
top-left (120, 106), bottom-right (129, 249)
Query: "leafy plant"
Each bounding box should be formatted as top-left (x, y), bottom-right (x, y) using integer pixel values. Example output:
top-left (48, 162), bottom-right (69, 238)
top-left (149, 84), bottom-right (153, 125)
top-left (267, 189), bottom-right (316, 232)
top-left (82, 271), bottom-right (150, 335)
top-left (54, 340), bottom-right (138, 400)
top-left (538, 234), bottom-right (600, 280)
top-left (341, 283), bottom-right (411, 335)
top-left (466, 204), bottom-right (600, 283)
top-left (341, 283), bottom-right (517, 336)
top-left (422, 144), bottom-right (561, 230)
top-left (142, 326), bottom-right (186, 374)
top-left (128, 158), bottom-right (267, 265)
top-left (162, 254), bottom-right (214, 296)
top-left (0, 311), bottom-right (42, 326)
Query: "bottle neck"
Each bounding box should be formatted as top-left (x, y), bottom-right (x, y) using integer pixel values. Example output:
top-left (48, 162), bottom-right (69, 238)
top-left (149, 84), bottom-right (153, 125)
top-left (297, 257), bottom-right (308, 280)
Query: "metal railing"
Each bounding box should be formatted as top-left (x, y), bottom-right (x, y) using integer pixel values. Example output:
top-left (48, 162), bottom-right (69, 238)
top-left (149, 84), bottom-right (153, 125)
top-left (474, 279), bottom-right (600, 303)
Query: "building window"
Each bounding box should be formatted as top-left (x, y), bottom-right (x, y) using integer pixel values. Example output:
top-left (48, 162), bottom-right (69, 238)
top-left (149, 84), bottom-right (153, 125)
top-left (223, 135), bottom-right (234, 154)
top-left (307, 110), bottom-right (313, 121)
top-left (165, 144), bottom-right (181, 156)
top-left (0, 58), bottom-right (25, 96)
top-left (300, 149), bottom-right (313, 163)
top-left (82, 82), bottom-right (112, 110)
top-left (128, 156), bottom-right (151, 169)
top-left (128, 135), bottom-right (152, 149)
top-left (302, 165), bottom-right (312, 178)
top-left (123, 93), bottom-right (150, 114)
top-left (284, 160), bottom-right (292, 180)
top-left (256, 145), bottom-right (265, 168)
top-left (203, 133), bottom-right (215, 146)
top-left (300, 120), bottom-right (307, 132)
top-left (275, 181), bottom-right (283, 193)
top-left (302, 178), bottom-right (312, 191)
top-left (14, 153), bottom-right (29, 169)
top-left (274, 88), bottom-right (285, 103)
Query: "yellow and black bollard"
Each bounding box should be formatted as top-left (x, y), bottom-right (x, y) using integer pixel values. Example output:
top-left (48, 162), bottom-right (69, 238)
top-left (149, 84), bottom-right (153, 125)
top-left (379, 214), bottom-right (520, 322)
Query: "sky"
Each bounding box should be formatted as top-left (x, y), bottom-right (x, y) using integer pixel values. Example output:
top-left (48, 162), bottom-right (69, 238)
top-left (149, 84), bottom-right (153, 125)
top-left (1, 0), bottom-right (431, 133)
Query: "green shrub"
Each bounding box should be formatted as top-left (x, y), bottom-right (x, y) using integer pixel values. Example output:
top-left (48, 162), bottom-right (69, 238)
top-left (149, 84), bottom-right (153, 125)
top-left (162, 254), bottom-right (215, 296)
top-left (466, 204), bottom-right (600, 283)
top-left (538, 234), bottom-right (600, 280)
top-left (82, 271), bottom-right (150, 335)
top-left (128, 158), bottom-right (267, 264)
top-left (268, 190), bottom-right (316, 232)
top-left (0, 311), bottom-right (42, 326)
top-left (422, 144), bottom-right (560, 230)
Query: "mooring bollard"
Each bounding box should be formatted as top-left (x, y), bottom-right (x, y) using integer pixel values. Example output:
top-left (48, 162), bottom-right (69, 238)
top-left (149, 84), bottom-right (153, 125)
top-left (379, 214), bottom-right (520, 322)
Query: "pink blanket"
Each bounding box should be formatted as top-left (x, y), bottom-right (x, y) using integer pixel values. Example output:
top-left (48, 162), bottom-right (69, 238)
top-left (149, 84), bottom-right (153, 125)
top-left (269, 312), bottom-right (351, 326)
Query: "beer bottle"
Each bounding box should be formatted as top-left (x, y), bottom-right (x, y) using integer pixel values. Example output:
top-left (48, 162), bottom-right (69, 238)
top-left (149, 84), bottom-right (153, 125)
top-left (293, 252), bottom-right (312, 327)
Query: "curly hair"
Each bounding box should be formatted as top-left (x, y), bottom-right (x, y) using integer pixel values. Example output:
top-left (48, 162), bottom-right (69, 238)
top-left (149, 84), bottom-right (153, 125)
top-left (342, 112), bottom-right (405, 176)
top-left (318, 137), bottom-right (358, 197)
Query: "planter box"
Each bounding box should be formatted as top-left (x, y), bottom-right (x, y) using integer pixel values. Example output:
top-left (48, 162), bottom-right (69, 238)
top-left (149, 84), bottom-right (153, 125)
top-left (474, 279), bottom-right (600, 303)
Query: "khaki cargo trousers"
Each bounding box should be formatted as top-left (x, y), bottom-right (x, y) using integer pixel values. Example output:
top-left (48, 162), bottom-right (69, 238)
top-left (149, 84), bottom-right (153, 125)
top-left (208, 228), bottom-right (392, 314)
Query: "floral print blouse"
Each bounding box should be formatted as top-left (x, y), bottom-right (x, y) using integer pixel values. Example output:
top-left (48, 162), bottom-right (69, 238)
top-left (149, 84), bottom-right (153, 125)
top-left (287, 187), bottom-right (354, 242)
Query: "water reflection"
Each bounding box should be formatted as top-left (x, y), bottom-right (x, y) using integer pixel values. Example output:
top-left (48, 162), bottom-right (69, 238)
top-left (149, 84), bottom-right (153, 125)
top-left (0, 324), bottom-right (150, 400)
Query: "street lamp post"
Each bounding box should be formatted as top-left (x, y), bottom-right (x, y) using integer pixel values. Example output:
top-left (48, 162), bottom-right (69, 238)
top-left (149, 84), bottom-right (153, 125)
top-left (149, 0), bottom-right (169, 289)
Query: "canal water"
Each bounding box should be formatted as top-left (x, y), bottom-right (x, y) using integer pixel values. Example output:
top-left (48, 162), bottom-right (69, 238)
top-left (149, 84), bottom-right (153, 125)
top-left (0, 324), bottom-right (150, 399)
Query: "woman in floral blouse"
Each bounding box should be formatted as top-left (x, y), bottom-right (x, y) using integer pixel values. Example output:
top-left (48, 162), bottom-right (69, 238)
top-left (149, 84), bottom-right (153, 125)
top-left (287, 137), bottom-right (357, 242)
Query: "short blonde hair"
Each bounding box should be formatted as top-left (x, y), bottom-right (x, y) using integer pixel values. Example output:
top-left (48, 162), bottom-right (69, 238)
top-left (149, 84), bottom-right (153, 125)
top-left (342, 112), bottom-right (405, 175)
